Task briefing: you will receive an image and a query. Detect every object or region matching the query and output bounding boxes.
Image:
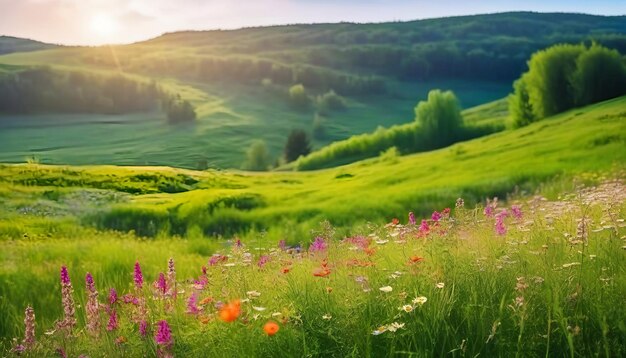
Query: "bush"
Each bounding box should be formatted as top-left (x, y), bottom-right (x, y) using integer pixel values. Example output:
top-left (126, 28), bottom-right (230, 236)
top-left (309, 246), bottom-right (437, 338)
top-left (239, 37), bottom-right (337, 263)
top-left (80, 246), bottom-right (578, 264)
top-left (284, 129), bottom-right (311, 163)
top-left (288, 84), bottom-right (311, 110)
top-left (165, 98), bottom-right (196, 123)
top-left (509, 43), bottom-right (626, 126)
top-left (316, 90), bottom-right (347, 115)
top-left (414, 90), bottom-right (463, 148)
top-left (242, 140), bottom-right (271, 171)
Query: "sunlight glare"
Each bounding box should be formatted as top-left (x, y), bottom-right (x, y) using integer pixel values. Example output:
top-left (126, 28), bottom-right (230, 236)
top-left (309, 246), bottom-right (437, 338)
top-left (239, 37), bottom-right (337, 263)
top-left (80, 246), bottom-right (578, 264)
top-left (90, 13), bottom-right (119, 38)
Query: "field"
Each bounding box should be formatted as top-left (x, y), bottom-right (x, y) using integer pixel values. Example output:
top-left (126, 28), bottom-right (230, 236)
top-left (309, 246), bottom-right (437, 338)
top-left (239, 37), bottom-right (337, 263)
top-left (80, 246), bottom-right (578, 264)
top-left (0, 80), bottom-right (510, 169)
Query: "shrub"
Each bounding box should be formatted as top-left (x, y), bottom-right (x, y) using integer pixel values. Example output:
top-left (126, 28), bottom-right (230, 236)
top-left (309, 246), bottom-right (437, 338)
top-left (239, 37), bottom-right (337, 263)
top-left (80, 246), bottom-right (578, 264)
top-left (288, 84), bottom-right (311, 110)
top-left (242, 140), bottom-right (272, 171)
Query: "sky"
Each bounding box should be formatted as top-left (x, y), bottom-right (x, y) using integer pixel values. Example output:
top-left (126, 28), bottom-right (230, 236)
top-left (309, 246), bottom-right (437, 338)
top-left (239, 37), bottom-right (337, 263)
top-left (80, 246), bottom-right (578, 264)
top-left (1, 0), bottom-right (626, 46)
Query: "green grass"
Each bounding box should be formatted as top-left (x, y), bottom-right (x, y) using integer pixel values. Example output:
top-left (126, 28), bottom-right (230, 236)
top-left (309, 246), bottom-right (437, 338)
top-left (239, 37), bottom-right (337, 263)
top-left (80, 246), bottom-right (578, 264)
top-left (0, 176), bottom-right (625, 356)
top-left (1, 95), bottom-right (624, 239)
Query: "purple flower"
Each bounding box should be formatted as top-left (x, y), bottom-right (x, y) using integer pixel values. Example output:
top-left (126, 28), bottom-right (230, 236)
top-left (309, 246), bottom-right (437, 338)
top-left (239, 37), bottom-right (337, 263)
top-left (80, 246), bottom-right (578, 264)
top-left (342, 236), bottom-right (370, 249)
top-left (156, 272), bottom-right (167, 295)
top-left (109, 288), bottom-right (118, 305)
top-left (23, 306), bottom-right (35, 348)
top-left (134, 261), bottom-right (143, 289)
top-left (495, 216), bottom-right (507, 236)
top-left (278, 240), bottom-right (287, 251)
top-left (155, 320), bottom-right (173, 347)
top-left (257, 255), bottom-right (270, 268)
top-left (85, 272), bottom-right (95, 293)
top-left (431, 211), bottom-right (442, 222)
top-left (511, 205), bottom-right (523, 220)
top-left (419, 220), bottom-right (429, 234)
top-left (408, 212), bottom-right (416, 225)
top-left (106, 310), bottom-right (118, 331)
top-left (186, 292), bottom-right (200, 315)
top-left (309, 237), bottom-right (328, 253)
top-left (60, 266), bottom-right (71, 286)
top-left (139, 320), bottom-right (148, 337)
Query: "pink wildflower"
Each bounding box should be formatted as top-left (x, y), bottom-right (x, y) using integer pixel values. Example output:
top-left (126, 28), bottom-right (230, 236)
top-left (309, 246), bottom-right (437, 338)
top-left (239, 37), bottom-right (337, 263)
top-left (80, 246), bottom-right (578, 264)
top-left (408, 212), bottom-right (416, 225)
top-left (109, 288), bottom-right (118, 305)
top-left (85, 272), bottom-right (100, 335)
top-left (309, 237), bottom-right (328, 253)
top-left (419, 220), bottom-right (429, 235)
top-left (257, 255), bottom-right (270, 269)
top-left (186, 292), bottom-right (200, 315)
top-left (134, 261), bottom-right (143, 289)
top-left (431, 211), bottom-right (442, 222)
top-left (139, 320), bottom-right (148, 338)
top-left (155, 320), bottom-right (173, 347)
top-left (511, 205), bottom-right (523, 220)
top-left (22, 306), bottom-right (35, 349)
top-left (107, 310), bottom-right (118, 331)
top-left (57, 266), bottom-right (76, 333)
top-left (156, 272), bottom-right (167, 296)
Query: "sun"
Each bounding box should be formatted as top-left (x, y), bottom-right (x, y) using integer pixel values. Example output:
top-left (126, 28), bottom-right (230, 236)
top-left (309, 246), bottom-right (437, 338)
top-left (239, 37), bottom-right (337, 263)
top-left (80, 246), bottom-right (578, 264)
top-left (90, 13), bottom-right (119, 38)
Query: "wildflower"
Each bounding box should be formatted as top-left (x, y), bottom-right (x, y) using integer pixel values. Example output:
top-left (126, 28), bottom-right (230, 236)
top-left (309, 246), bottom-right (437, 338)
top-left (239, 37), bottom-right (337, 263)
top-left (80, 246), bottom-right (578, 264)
top-left (22, 306), bottom-right (36, 349)
top-left (263, 321), bottom-right (280, 336)
top-left (155, 320), bottom-right (173, 347)
top-left (246, 291), bottom-right (261, 298)
top-left (456, 198), bottom-right (464, 209)
top-left (186, 292), bottom-right (200, 315)
top-left (134, 261), bottom-right (143, 289)
top-left (372, 325), bottom-right (387, 335)
top-left (576, 218), bottom-right (589, 243)
top-left (322, 314), bottom-right (332, 320)
top-left (379, 286), bottom-right (393, 293)
top-left (219, 299), bottom-right (241, 323)
top-left (109, 288), bottom-right (118, 305)
top-left (412, 296), bottom-right (427, 306)
top-left (167, 258), bottom-right (176, 298)
top-left (85, 272), bottom-right (100, 336)
top-left (313, 267), bottom-right (331, 277)
top-left (281, 267), bottom-right (291, 274)
top-left (235, 238), bottom-right (243, 248)
top-left (484, 197), bottom-right (498, 217)
top-left (326, 286), bottom-right (333, 294)
top-left (364, 247), bottom-right (376, 256)
top-left (122, 294), bottom-right (139, 305)
top-left (419, 220), bottom-right (429, 235)
top-left (139, 320), bottom-right (148, 338)
top-left (387, 322), bottom-right (405, 332)
top-left (511, 205), bottom-right (523, 220)
top-left (278, 240), bottom-right (287, 251)
top-left (57, 266), bottom-right (76, 332)
top-left (401, 304), bottom-right (414, 313)
top-left (495, 215), bottom-right (507, 236)
top-left (408, 255), bottom-right (424, 264)
top-left (408, 212), bottom-right (416, 225)
top-left (199, 296), bottom-right (213, 305)
top-left (253, 306), bottom-right (267, 311)
top-left (436, 282), bottom-right (445, 289)
top-left (309, 237), bottom-right (328, 253)
top-left (257, 255), bottom-right (270, 268)
top-left (107, 310), bottom-right (118, 331)
top-left (115, 336), bottom-right (127, 345)
top-left (431, 211), bottom-right (442, 222)
top-left (156, 272), bottom-right (167, 296)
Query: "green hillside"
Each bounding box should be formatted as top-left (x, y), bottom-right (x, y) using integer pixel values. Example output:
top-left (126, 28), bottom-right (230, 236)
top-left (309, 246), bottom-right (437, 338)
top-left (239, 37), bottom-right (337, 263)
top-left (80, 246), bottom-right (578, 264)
top-left (1, 95), bottom-right (624, 239)
top-left (0, 36), bottom-right (56, 55)
top-left (1, 12), bottom-right (625, 168)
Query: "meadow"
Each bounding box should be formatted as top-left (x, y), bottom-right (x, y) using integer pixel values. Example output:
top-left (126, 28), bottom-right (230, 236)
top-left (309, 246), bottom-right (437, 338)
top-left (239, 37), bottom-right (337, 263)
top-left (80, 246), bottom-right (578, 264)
top-left (1, 175), bottom-right (625, 357)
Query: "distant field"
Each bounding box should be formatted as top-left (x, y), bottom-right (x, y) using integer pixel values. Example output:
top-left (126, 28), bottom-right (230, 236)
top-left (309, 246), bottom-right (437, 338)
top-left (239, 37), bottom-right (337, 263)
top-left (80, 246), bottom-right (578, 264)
top-left (0, 81), bottom-right (510, 169)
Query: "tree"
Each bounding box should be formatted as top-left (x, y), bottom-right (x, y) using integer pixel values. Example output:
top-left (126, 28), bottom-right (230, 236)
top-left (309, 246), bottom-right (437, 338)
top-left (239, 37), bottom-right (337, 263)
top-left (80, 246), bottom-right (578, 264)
top-left (166, 98), bottom-right (196, 123)
top-left (284, 129), bottom-right (311, 163)
top-left (242, 140), bottom-right (271, 171)
top-left (509, 43), bottom-right (626, 126)
top-left (414, 90), bottom-right (462, 148)
top-left (288, 84), bottom-right (311, 110)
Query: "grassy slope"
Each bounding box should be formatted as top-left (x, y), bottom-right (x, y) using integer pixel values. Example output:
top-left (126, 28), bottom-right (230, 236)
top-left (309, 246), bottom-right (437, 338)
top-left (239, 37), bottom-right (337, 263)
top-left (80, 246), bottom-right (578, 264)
top-left (1, 96), bottom-right (624, 238)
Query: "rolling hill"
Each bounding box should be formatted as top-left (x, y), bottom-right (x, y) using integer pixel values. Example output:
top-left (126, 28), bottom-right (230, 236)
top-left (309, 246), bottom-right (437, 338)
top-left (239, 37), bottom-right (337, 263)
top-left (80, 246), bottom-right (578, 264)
top-left (1, 95), bottom-right (624, 239)
top-left (1, 12), bottom-right (626, 168)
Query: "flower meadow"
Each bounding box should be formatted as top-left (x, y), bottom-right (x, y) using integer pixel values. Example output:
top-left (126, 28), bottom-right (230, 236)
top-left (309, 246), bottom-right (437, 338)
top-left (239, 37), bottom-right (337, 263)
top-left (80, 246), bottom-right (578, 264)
top-left (3, 180), bottom-right (626, 357)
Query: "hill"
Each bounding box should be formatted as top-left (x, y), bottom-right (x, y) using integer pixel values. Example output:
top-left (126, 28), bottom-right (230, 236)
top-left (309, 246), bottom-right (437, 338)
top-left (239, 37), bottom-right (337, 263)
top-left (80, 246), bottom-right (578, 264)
top-left (1, 95), bottom-right (624, 238)
top-left (1, 12), bottom-right (625, 168)
top-left (0, 36), bottom-right (57, 55)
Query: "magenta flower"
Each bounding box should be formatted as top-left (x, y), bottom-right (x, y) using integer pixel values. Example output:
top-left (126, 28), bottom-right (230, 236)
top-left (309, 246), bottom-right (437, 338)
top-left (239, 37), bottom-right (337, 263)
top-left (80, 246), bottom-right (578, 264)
top-left (495, 215), bottom-right (507, 236)
top-left (257, 255), bottom-right (270, 268)
top-left (85, 273), bottom-right (95, 292)
top-left (139, 320), bottom-right (148, 337)
top-left (106, 310), bottom-right (118, 331)
top-left (57, 266), bottom-right (76, 333)
top-left (235, 238), bottom-right (243, 248)
top-left (186, 292), bottom-right (200, 315)
top-left (278, 239), bottom-right (287, 251)
top-left (431, 211), bottom-right (442, 222)
top-left (419, 220), bottom-right (430, 235)
top-left (511, 205), bottom-right (523, 220)
top-left (109, 288), bottom-right (118, 305)
top-left (156, 272), bottom-right (167, 296)
top-left (155, 320), bottom-right (173, 347)
top-left (408, 212), bottom-right (416, 225)
top-left (134, 261), bottom-right (144, 289)
top-left (342, 236), bottom-right (370, 249)
top-left (309, 237), bottom-right (328, 253)
top-left (60, 266), bottom-right (71, 286)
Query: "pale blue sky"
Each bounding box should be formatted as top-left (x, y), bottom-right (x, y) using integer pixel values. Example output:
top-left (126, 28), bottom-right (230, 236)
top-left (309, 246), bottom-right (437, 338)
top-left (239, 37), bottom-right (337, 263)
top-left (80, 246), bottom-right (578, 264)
top-left (1, 0), bottom-right (625, 45)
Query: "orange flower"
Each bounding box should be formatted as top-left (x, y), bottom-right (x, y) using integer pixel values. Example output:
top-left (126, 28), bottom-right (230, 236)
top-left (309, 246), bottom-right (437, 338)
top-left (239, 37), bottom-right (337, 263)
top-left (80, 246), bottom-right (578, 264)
top-left (364, 247), bottom-right (376, 256)
top-left (199, 315), bottom-right (211, 324)
top-left (219, 299), bottom-right (241, 323)
top-left (281, 267), bottom-right (291, 274)
top-left (263, 321), bottom-right (280, 336)
top-left (409, 256), bottom-right (424, 263)
top-left (392, 218), bottom-right (399, 225)
top-left (199, 296), bottom-right (213, 305)
top-left (313, 267), bottom-right (331, 277)
top-left (326, 286), bottom-right (333, 294)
